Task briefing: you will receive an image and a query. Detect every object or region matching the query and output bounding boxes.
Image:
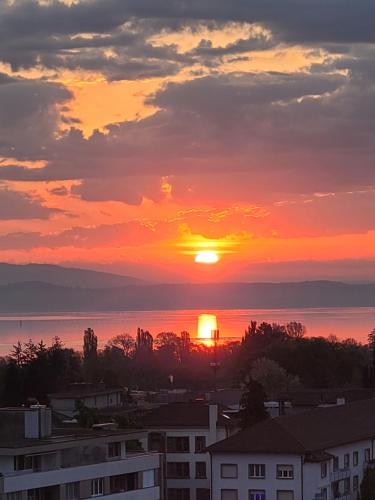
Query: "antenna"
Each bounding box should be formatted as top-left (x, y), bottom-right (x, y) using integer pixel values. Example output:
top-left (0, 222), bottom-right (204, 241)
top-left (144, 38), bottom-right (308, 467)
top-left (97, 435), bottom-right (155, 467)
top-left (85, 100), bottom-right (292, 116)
top-left (210, 329), bottom-right (220, 392)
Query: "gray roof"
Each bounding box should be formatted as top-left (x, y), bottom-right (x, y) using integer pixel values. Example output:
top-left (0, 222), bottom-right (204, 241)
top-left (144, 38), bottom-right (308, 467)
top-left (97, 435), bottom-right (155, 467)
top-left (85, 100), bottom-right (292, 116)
top-left (209, 398), bottom-right (375, 456)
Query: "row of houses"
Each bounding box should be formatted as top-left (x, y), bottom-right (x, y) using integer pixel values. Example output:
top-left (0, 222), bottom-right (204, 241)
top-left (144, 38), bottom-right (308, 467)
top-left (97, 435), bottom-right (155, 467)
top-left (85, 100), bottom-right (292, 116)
top-left (1, 397), bottom-right (375, 500)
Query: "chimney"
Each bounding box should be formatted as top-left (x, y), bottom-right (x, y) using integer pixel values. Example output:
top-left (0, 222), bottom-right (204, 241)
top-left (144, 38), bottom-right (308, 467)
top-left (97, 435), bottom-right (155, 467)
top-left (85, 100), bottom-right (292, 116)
top-left (208, 404), bottom-right (218, 445)
top-left (25, 405), bottom-right (52, 439)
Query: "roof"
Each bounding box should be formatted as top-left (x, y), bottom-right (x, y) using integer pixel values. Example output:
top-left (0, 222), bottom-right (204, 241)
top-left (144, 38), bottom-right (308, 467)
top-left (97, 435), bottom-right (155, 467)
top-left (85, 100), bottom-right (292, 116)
top-left (49, 388), bottom-right (123, 399)
top-left (139, 402), bottom-right (232, 428)
top-left (209, 398), bottom-right (375, 456)
top-left (0, 427), bottom-right (144, 450)
top-left (278, 388), bottom-right (375, 407)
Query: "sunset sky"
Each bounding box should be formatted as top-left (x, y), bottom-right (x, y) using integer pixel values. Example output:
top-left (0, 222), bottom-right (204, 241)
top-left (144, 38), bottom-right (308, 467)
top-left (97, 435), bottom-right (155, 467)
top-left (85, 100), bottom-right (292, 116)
top-left (0, 0), bottom-right (374, 283)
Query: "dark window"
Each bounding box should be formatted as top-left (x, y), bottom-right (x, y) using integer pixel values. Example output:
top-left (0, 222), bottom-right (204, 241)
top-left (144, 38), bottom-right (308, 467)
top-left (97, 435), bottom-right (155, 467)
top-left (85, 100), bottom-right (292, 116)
top-left (167, 437), bottom-right (190, 453)
top-left (195, 462), bottom-right (207, 479)
top-left (167, 489), bottom-right (190, 500)
top-left (343, 478), bottom-right (350, 494)
top-left (196, 489), bottom-right (210, 500)
top-left (110, 473), bottom-right (138, 493)
top-left (249, 464), bottom-right (265, 478)
top-left (365, 448), bottom-right (371, 462)
top-left (149, 432), bottom-right (165, 452)
top-left (108, 442), bottom-right (121, 458)
top-left (344, 453), bottom-right (350, 468)
top-left (333, 457), bottom-right (339, 471)
top-left (195, 436), bottom-right (206, 453)
top-left (66, 482), bottom-right (79, 500)
top-left (321, 462), bottom-right (327, 479)
top-left (167, 462), bottom-right (190, 479)
top-left (276, 465), bottom-right (293, 479)
top-left (353, 451), bottom-right (358, 466)
top-left (276, 492), bottom-right (293, 500)
top-left (353, 475), bottom-right (359, 491)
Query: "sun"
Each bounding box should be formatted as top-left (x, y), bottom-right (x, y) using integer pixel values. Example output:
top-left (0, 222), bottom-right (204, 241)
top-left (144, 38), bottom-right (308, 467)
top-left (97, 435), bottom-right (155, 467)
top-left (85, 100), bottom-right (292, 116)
top-left (195, 250), bottom-right (219, 264)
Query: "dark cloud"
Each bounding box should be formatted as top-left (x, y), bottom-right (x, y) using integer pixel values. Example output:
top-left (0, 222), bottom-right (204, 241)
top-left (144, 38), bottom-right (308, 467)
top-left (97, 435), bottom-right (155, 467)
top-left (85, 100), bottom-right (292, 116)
top-left (0, 73), bottom-right (71, 156)
top-left (0, 187), bottom-right (60, 220)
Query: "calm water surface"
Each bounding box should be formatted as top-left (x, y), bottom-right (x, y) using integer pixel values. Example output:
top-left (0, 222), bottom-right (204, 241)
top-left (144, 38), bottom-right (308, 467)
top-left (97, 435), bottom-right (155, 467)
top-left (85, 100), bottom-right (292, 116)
top-left (0, 307), bottom-right (374, 354)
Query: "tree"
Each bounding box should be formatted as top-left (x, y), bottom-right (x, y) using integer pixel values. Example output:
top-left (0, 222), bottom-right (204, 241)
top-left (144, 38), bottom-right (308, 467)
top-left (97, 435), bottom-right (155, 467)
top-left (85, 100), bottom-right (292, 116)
top-left (107, 334), bottom-right (135, 358)
top-left (251, 357), bottom-right (300, 399)
top-left (83, 328), bottom-right (98, 361)
top-left (135, 328), bottom-right (153, 356)
top-left (74, 400), bottom-right (99, 428)
top-left (361, 467), bottom-right (375, 499)
top-left (239, 377), bottom-right (268, 429)
top-left (368, 328), bottom-right (375, 385)
top-left (286, 321), bottom-right (306, 339)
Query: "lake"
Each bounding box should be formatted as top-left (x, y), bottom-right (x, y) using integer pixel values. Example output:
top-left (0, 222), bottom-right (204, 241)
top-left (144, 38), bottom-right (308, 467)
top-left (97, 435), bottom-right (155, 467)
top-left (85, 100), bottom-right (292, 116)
top-left (0, 307), bottom-right (374, 354)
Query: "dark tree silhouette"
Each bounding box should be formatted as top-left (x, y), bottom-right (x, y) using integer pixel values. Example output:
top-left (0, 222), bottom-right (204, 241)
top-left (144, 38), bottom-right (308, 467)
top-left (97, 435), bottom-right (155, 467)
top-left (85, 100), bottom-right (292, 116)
top-left (239, 377), bottom-right (268, 429)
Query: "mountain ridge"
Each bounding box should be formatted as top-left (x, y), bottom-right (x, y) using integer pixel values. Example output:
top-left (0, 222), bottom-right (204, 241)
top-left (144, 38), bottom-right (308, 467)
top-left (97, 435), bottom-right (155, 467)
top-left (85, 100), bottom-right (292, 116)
top-left (0, 279), bottom-right (374, 313)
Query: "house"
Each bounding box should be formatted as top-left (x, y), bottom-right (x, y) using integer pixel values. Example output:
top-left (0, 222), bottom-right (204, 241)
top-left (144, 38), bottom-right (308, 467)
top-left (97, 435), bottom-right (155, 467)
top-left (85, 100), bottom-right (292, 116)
top-left (208, 398), bottom-right (375, 499)
top-left (139, 402), bottom-right (239, 500)
top-left (49, 383), bottom-right (124, 418)
top-left (0, 405), bottom-right (163, 500)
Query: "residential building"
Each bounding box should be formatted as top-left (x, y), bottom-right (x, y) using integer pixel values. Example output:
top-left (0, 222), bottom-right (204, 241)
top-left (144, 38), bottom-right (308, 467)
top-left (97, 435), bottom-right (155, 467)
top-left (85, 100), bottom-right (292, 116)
top-left (139, 402), bottom-right (238, 500)
top-left (0, 405), bottom-right (163, 500)
top-left (208, 398), bottom-right (375, 499)
top-left (49, 383), bottom-right (124, 418)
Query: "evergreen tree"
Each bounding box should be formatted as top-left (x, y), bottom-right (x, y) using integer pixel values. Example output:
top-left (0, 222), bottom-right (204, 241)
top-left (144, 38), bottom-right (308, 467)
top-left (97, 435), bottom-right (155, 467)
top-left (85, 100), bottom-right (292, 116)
top-left (239, 377), bottom-right (268, 429)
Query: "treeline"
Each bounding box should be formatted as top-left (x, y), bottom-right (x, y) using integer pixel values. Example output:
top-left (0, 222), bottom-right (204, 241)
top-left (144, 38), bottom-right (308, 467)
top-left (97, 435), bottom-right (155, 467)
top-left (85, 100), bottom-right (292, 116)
top-left (0, 322), bottom-right (373, 406)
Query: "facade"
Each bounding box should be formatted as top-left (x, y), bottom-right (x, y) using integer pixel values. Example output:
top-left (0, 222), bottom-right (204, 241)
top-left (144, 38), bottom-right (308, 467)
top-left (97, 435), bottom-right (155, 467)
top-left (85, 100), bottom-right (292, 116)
top-left (0, 406), bottom-right (163, 500)
top-left (209, 398), bottom-right (375, 500)
top-left (139, 402), bottom-right (238, 500)
top-left (49, 383), bottom-right (124, 418)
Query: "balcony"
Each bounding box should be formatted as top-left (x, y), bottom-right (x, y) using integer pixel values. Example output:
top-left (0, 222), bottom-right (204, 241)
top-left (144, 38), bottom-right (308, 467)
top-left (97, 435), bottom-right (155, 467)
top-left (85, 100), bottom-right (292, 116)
top-left (330, 468), bottom-right (350, 482)
top-left (0, 453), bottom-right (160, 494)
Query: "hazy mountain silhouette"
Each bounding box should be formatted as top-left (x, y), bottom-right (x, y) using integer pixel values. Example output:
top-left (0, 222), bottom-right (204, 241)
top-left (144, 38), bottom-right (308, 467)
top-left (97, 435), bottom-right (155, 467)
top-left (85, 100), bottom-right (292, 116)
top-left (0, 279), bottom-right (374, 313)
top-left (0, 263), bottom-right (147, 288)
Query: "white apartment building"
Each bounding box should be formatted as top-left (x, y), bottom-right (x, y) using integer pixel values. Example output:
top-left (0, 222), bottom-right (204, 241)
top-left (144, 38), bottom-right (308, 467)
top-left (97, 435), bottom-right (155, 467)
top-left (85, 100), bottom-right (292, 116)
top-left (209, 397), bottom-right (375, 500)
top-left (0, 405), bottom-right (163, 500)
top-left (139, 402), bottom-right (238, 500)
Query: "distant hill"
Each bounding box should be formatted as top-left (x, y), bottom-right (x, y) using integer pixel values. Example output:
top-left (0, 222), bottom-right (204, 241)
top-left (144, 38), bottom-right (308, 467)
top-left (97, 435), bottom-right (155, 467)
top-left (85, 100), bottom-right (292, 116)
top-left (0, 280), bottom-right (374, 313)
top-left (0, 263), bottom-right (146, 288)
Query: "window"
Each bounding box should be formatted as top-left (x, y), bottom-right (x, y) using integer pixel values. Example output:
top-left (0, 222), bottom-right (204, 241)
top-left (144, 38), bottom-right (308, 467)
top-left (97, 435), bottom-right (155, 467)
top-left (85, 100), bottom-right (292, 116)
top-left (7, 493), bottom-right (23, 500)
top-left (321, 462), bottom-right (327, 479)
top-left (365, 448), bottom-right (371, 462)
top-left (167, 489), bottom-right (190, 500)
top-left (91, 479), bottom-right (104, 497)
top-left (221, 490), bottom-right (238, 500)
top-left (196, 489), bottom-right (210, 500)
top-left (353, 475), bottom-right (359, 491)
top-left (195, 462), bottom-right (207, 479)
top-left (249, 464), bottom-right (265, 478)
top-left (108, 441), bottom-right (121, 458)
top-left (14, 455), bottom-right (40, 471)
top-left (109, 473), bottom-right (138, 493)
top-left (220, 464), bottom-right (238, 479)
top-left (249, 491), bottom-right (265, 500)
top-left (167, 437), bottom-right (190, 453)
top-left (344, 453), bottom-right (350, 468)
top-left (277, 492), bottom-right (293, 500)
top-left (320, 489), bottom-right (328, 500)
top-left (167, 462), bottom-right (190, 479)
top-left (343, 478), bottom-right (350, 494)
top-left (195, 436), bottom-right (206, 453)
top-left (333, 456), bottom-right (339, 471)
top-left (66, 482), bottom-right (79, 500)
top-left (27, 490), bottom-right (42, 500)
top-left (276, 465), bottom-right (294, 479)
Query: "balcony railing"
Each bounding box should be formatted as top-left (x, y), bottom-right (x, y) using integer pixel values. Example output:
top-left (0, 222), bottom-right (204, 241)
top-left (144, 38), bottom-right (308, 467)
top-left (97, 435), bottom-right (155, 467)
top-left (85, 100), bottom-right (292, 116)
top-left (330, 467), bottom-right (350, 482)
